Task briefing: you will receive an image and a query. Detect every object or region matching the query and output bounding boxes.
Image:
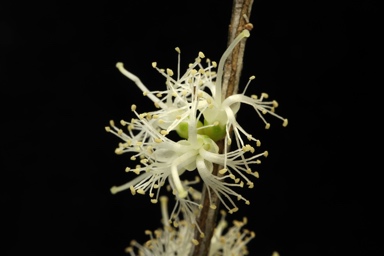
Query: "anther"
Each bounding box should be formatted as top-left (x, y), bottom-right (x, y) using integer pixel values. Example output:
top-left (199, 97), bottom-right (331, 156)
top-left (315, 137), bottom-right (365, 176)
top-left (166, 68), bottom-right (174, 76)
top-left (129, 186), bottom-right (136, 195)
top-left (192, 239), bottom-right (199, 245)
top-left (273, 100), bottom-right (279, 108)
top-left (137, 189), bottom-right (145, 195)
top-left (261, 92), bottom-right (269, 99)
top-left (219, 168), bottom-right (228, 174)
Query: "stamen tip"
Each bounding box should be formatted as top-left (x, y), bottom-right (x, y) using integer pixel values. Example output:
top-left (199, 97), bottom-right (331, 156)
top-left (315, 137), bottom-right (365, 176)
top-left (110, 186), bottom-right (118, 194)
top-left (242, 29), bottom-right (251, 37)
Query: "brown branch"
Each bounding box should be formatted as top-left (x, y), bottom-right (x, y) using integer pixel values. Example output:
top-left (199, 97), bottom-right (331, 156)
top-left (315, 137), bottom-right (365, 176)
top-left (222, 0), bottom-right (254, 99)
top-left (190, 1), bottom-right (254, 255)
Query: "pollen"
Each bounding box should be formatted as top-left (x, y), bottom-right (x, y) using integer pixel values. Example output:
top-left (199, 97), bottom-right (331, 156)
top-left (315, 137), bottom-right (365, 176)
top-left (219, 168), bottom-right (228, 174)
top-left (115, 148), bottom-right (123, 155)
top-left (133, 167), bottom-right (141, 175)
top-left (192, 239), bottom-right (199, 245)
top-left (160, 130), bottom-right (169, 135)
top-left (137, 189), bottom-right (145, 195)
top-left (129, 186), bottom-right (136, 195)
top-left (273, 100), bottom-right (279, 108)
top-left (166, 68), bottom-right (174, 76)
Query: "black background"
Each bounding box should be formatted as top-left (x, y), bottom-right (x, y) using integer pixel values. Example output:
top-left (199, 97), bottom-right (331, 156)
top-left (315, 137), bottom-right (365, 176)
top-left (1, 0), bottom-right (382, 255)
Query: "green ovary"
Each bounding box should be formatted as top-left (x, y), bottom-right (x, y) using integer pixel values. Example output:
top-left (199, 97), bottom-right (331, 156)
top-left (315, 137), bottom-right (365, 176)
top-left (176, 119), bottom-right (226, 142)
top-left (201, 119), bottom-right (226, 142)
top-left (176, 120), bottom-right (204, 139)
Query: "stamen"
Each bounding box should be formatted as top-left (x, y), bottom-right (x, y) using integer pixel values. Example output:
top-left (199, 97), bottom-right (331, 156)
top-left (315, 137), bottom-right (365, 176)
top-left (216, 30), bottom-right (250, 104)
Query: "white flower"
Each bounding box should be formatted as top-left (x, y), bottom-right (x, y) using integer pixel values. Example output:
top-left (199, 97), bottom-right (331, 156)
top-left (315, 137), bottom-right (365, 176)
top-left (107, 29), bottom-right (288, 218)
top-left (125, 196), bottom-right (194, 256)
top-left (116, 29), bottom-right (288, 149)
top-left (106, 84), bottom-right (270, 213)
top-left (106, 104), bottom-right (201, 202)
top-left (209, 210), bottom-right (255, 256)
top-left (125, 196), bottom-right (258, 256)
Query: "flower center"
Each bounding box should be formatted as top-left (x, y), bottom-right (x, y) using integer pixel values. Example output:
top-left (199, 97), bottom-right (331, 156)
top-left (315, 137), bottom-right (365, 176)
top-left (176, 119), bottom-right (226, 142)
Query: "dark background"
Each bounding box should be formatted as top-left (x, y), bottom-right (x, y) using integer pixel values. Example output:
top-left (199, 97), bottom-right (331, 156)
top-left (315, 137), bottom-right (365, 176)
top-left (1, 0), bottom-right (381, 255)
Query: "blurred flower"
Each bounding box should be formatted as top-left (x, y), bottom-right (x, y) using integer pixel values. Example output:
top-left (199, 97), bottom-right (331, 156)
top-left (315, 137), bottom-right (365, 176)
top-left (125, 196), bottom-right (194, 256)
top-left (125, 196), bottom-right (258, 256)
top-left (209, 210), bottom-right (255, 256)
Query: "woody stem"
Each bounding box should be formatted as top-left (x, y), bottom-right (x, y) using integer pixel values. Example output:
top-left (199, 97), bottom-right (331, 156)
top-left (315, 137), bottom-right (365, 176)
top-left (189, 0), bottom-right (254, 255)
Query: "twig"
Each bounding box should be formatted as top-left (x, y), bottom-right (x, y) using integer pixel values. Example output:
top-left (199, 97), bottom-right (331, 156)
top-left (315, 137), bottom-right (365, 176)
top-left (190, 0), bottom-right (254, 255)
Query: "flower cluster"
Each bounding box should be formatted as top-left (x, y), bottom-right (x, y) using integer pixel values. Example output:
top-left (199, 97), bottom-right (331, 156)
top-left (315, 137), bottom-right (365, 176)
top-left (106, 28), bottom-right (287, 252)
top-left (125, 196), bottom-right (257, 256)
